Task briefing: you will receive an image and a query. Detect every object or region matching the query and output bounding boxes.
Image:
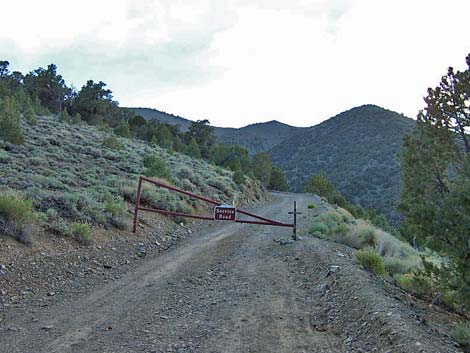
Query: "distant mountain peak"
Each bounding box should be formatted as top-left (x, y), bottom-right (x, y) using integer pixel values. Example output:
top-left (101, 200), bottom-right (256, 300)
top-left (269, 105), bottom-right (415, 224)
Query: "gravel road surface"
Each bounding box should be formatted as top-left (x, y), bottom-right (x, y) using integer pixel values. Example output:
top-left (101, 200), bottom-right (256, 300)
top-left (0, 194), bottom-right (461, 352)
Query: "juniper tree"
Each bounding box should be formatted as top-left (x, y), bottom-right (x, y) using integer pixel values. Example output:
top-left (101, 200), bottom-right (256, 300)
top-left (399, 53), bottom-right (470, 291)
top-left (0, 96), bottom-right (24, 144)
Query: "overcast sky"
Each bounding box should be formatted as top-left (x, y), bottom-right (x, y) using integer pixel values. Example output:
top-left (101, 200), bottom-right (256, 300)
top-left (1, 0), bottom-right (469, 127)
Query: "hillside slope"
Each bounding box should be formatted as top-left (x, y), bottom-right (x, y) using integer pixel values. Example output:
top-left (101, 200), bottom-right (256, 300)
top-left (126, 107), bottom-right (301, 154)
top-left (0, 116), bottom-right (266, 245)
top-left (269, 105), bottom-right (415, 222)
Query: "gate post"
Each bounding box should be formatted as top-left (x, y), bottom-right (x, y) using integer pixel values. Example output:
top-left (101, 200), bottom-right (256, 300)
top-left (133, 176), bottom-right (143, 233)
top-left (288, 201), bottom-right (302, 240)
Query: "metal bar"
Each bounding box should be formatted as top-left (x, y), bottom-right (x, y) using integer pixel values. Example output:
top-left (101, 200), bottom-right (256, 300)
top-left (293, 201), bottom-right (297, 240)
top-left (137, 207), bottom-right (214, 221)
top-left (140, 176), bottom-right (221, 206)
top-left (236, 209), bottom-right (286, 226)
top-left (235, 219), bottom-right (293, 227)
top-left (134, 176), bottom-right (294, 234)
top-left (132, 176), bottom-right (143, 233)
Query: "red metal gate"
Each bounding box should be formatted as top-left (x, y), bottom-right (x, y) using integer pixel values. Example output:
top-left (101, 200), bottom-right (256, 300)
top-left (132, 176), bottom-right (298, 237)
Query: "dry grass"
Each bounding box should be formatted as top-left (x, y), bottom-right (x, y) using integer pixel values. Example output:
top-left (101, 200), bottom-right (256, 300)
top-left (309, 208), bottom-right (422, 277)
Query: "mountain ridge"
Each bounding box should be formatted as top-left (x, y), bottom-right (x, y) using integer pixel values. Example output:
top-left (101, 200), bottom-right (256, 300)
top-left (269, 104), bottom-right (416, 223)
top-left (126, 107), bottom-right (302, 154)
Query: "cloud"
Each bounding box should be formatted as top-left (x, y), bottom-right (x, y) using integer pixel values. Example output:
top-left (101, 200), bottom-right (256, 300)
top-left (0, 0), bottom-right (236, 96)
top-left (0, 0), bottom-right (469, 127)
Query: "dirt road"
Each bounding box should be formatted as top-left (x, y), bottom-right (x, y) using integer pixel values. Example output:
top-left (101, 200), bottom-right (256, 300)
top-left (0, 194), bottom-right (461, 352)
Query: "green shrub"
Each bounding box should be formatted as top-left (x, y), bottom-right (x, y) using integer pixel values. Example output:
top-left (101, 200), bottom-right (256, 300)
top-left (104, 200), bottom-right (128, 230)
top-left (0, 149), bottom-right (11, 163)
top-left (58, 108), bottom-right (72, 123)
top-left (50, 219), bottom-right (71, 237)
top-left (114, 121), bottom-right (130, 138)
top-left (307, 203), bottom-right (316, 209)
top-left (176, 201), bottom-right (192, 214)
top-left (0, 192), bottom-right (35, 244)
top-left (45, 207), bottom-right (59, 220)
top-left (357, 227), bottom-right (377, 247)
top-left (309, 221), bottom-right (329, 238)
top-left (384, 257), bottom-right (417, 275)
top-left (207, 177), bottom-right (231, 194)
top-left (334, 232), bottom-right (364, 249)
top-left (393, 273), bottom-right (414, 290)
top-left (102, 134), bottom-right (123, 150)
top-left (176, 167), bottom-right (194, 181)
top-left (322, 211), bottom-right (348, 236)
top-left (309, 210), bottom-right (349, 239)
top-left (233, 170), bottom-right (246, 186)
top-left (453, 323), bottom-right (470, 351)
top-left (356, 248), bottom-right (386, 276)
top-left (0, 192), bottom-right (34, 229)
top-left (393, 273), bottom-right (434, 296)
top-left (71, 222), bottom-right (92, 245)
top-left (180, 179), bottom-right (194, 191)
top-left (104, 200), bottom-right (126, 218)
top-left (143, 155), bottom-right (172, 181)
top-left (441, 291), bottom-right (465, 311)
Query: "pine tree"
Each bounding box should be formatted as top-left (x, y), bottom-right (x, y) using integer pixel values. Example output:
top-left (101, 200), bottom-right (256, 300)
top-left (185, 137), bottom-right (201, 158)
top-left (0, 96), bottom-right (24, 144)
top-left (114, 121), bottom-right (131, 138)
top-left (399, 53), bottom-right (470, 291)
top-left (251, 152), bottom-right (272, 186)
top-left (233, 170), bottom-right (246, 186)
top-left (172, 136), bottom-right (184, 152)
top-left (23, 101), bottom-right (37, 125)
top-left (268, 167), bottom-right (289, 191)
top-left (150, 135), bottom-right (158, 147)
top-left (156, 125), bottom-right (173, 149)
top-left (304, 170), bottom-right (336, 198)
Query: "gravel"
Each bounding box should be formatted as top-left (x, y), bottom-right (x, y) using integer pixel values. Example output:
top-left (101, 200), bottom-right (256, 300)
top-left (0, 194), bottom-right (464, 353)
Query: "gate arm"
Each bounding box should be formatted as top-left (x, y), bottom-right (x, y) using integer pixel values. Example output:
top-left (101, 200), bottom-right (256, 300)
top-left (140, 176), bottom-right (221, 206)
top-left (133, 176), bottom-right (295, 233)
top-left (236, 209), bottom-right (289, 226)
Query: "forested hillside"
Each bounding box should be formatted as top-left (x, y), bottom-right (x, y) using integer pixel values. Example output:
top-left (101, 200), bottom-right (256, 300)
top-left (214, 120), bottom-right (300, 154)
top-left (127, 107), bottom-right (300, 155)
top-left (269, 105), bottom-right (415, 223)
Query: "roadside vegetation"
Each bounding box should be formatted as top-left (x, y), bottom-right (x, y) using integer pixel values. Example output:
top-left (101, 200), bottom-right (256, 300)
top-left (307, 54), bottom-right (470, 333)
top-left (453, 322), bottom-right (470, 352)
top-left (308, 204), bottom-right (467, 314)
top-left (398, 54), bottom-right (470, 317)
top-left (0, 191), bottom-right (36, 245)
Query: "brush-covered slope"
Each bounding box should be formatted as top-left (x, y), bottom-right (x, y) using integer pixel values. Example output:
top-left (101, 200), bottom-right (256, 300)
top-left (0, 116), bottom-right (266, 243)
top-left (269, 105), bottom-right (415, 223)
